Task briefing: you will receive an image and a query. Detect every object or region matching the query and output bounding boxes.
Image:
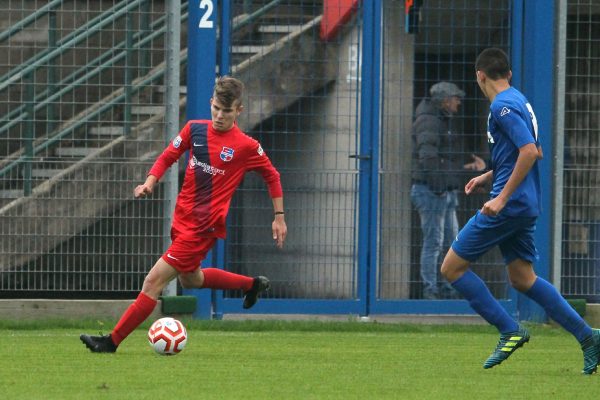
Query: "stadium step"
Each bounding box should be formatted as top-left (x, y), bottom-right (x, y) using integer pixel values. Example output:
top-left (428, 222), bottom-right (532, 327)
top-left (231, 45), bottom-right (269, 54)
top-left (55, 147), bottom-right (97, 157)
top-left (0, 189), bottom-right (23, 198)
top-left (131, 105), bottom-right (165, 116)
top-left (89, 126), bottom-right (124, 137)
top-left (155, 86), bottom-right (187, 94)
top-left (257, 24), bottom-right (305, 33)
top-left (31, 168), bottom-right (66, 179)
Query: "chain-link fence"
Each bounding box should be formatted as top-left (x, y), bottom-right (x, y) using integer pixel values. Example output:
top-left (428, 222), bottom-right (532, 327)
top-left (2, 0), bottom-right (598, 309)
top-left (0, 0), bottom-right (180, 296)
top-left (561, 0), bottom-right (600, 302)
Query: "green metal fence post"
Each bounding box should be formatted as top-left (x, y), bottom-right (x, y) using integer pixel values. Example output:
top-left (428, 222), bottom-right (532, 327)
top-left (139, 0), bottom-right (151, 76)
top-left (124, 11), bottom-right (133, 136)
top-left (47, 11), bottom-right (57, 134)
top-left (23, 74), bottom-right (35, 196)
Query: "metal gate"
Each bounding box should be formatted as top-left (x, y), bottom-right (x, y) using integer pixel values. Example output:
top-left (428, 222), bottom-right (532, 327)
top-left (180, 0), bottom-right (516, 318)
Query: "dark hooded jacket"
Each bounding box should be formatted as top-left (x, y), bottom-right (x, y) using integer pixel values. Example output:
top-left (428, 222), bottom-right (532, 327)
top-left (411, 98), bottom-right (469, 193)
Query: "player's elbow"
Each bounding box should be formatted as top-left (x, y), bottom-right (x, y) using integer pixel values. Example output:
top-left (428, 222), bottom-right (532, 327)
top-left (520, 144), bottom-right (540, 162)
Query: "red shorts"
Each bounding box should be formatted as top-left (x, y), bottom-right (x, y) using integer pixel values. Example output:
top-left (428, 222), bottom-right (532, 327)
top-left (161, 234), bottom-right (217, 273)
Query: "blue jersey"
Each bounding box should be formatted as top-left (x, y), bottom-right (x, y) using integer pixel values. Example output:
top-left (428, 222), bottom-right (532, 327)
top-left (487, 87), bottom-right (541, 217)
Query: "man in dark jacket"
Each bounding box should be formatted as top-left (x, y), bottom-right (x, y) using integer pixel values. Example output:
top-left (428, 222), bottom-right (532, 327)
top-left (411, 82), bottom-right (485, 299)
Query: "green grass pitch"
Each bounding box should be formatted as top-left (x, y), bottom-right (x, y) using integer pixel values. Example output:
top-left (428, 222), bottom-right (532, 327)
top-left (0, 319), bottom-right (598, 399)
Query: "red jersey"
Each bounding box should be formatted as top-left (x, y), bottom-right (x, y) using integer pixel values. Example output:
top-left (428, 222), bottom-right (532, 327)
top-left (148, 120), bottom-right (282, 239)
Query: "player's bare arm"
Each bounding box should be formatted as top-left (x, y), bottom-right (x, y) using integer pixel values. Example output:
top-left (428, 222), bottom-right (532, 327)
top-left (465, 170), bottom-right (493, 195)
top-left (463, 154), bottom-right (486, 171)
top-left (134, 174), bottom-right (158, 198)
top-left (481, 143), bottom-right (538, 216)
top-left (271, 197), bottom-right (287, 248)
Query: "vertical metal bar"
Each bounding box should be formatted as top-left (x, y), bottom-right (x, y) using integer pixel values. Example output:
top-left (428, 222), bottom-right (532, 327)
top-left (517, 0), bottom-right (557, 322)
top-left (552, 0), bottom-right (567, 292)
top-left (510, 0), bottom-right (524, 90)
top-left (219, 0), bottom-right (231, 76)
top-left (162, 0), bottom-right (182, 297)
top-left (123, 12), bottom-right (133, 136)
top-left (212, 0), bottom-right (232, 320)
top-left (139, 0), bottom-right (151, 76)
top-left (367, 0), bottom-right (382, 314)
top-left (47, 11), bottom-right (57, 134)
top-left (357, 0), bottom-right (375, 316)
top-left (23, 74), bottom-right (34, 196)
top-left (243, 0), bottom-right (252, 14)
top-left (184, 0), bottom-right (218, 319)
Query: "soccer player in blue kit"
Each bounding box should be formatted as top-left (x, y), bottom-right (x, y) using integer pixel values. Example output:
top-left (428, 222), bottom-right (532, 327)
top-left (440, 48), bottom-right (600, 373)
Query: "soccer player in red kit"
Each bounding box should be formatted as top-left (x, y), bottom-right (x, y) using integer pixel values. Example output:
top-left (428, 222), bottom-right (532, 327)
top-left (80, 76), bottom-right (287, 352)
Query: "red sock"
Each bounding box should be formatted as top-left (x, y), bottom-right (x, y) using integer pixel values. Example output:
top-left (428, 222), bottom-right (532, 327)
top-left (201, 268), bottom-right (253, 291)
top-left (111, 292), bottom-right (157, 346)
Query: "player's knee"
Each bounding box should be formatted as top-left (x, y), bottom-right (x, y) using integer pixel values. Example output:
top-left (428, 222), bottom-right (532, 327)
top-left (178, 275), bottom-right (193, 289)
top-left (440, 250), bottom-right (469, 282)
top-left (141, 275), bottom-right (164, 298)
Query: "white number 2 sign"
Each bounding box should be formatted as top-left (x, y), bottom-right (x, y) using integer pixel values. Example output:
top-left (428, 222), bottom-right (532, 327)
top-left (198, 0), bottom-right (214, 29)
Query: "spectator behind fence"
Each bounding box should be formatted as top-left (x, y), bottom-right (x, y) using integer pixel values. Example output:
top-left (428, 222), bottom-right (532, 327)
top-left (411, 81), bottom-right (486, 300)
top-left (80, 76), bottom-right (287, 353)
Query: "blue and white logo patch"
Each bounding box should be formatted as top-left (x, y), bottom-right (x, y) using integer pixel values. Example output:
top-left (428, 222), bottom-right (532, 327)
top-left (500, 107), bottom-right (511, 117)
top-left (173, 135), bottom-right (182, 148)
top-left (257, 145), bottom-right (264, 156)
top-left (220, 146), bottom-right (234, 162)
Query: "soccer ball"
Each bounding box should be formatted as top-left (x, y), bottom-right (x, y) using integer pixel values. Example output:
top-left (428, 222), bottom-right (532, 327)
top-left (147, 317), bottom-right (187, 355)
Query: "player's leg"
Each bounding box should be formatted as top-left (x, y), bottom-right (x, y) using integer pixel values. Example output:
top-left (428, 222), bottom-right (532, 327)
top-left (508, 258), bottom-right (600, 374)
top-left (441, 249), bottom-right (519, 334)
top-left (179, 268), bottom-right (269, 309)
top-left (441, 213), bottom-right (528, 368)
top-left (80, 257), bottom-right (177, 353)
top-left (176, 238), bottom-right (270, 309)
top-left (411, 184), bottom-right (446, 299)
top-left (442, 249), bottom-right (528, 369)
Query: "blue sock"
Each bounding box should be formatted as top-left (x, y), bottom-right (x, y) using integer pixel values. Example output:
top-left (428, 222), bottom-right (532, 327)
top-left (524, 277), bottom-right (592, 343)
top-left (451, 270), bottom-right (519, 334)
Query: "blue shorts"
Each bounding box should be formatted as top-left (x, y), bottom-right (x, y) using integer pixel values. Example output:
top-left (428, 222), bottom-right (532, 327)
top-left (451, 211), bottom-right (539, 265)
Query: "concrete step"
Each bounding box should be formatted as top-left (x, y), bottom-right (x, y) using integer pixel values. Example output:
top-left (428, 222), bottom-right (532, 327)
top-left (0, 189), bottom-right (23, 198)
top-left (131, 106), bottom-right (164, 115)
top-left (89, 126), bottom-right (124, 136)
top-left (231, 45), bottom-right (269, 54)
top-left (155, 86), bottom-right (187, 94)
top-left (31, 168), bottom-right (66, 179)
top-left (55, 147), bottom-right (96, 157)
top-left (258, 24), bottom-right (305, 33)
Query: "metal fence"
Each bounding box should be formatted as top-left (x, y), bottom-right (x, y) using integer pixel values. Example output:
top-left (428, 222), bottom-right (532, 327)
top-left (561, 0), bottom-right (600, 302)
top-left (0, 0), bottom-right (176, 296)
top-left (1, 0), bottom-right (599, 313)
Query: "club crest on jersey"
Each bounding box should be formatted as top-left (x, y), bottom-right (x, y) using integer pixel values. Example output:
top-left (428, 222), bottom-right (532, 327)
top-left (220, 146), bottom-right (234, 162)
top-left (257, 145), bottom-right (264, 156)
top-left (500, 107), bottom-right (511, 116)
top-left (172, 135), bottom-right (182, 148)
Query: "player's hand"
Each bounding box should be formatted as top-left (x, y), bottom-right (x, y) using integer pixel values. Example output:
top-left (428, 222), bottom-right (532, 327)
top-left (465, 176), bottom-right (485, 195)
top-left (481, 196), bottom-right (506, 216)
top-left (463, 154), bottom-right (486, 171)
top-left (134, 183), bottom-right (153, 198)
top-left (272, 215), bottom-right (287, 249)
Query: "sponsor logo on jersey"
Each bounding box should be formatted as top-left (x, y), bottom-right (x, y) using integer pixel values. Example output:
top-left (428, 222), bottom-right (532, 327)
top-left (257, 145), bottom-right (264, 156)
top-left (189, 156), bottom-right (225, 175)
top-left (173, 135), bottom-right (182, 148)
top-left (500, 107), bottom-right (511, 116)
top-left (220, 146), bottom-right (234, 162)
